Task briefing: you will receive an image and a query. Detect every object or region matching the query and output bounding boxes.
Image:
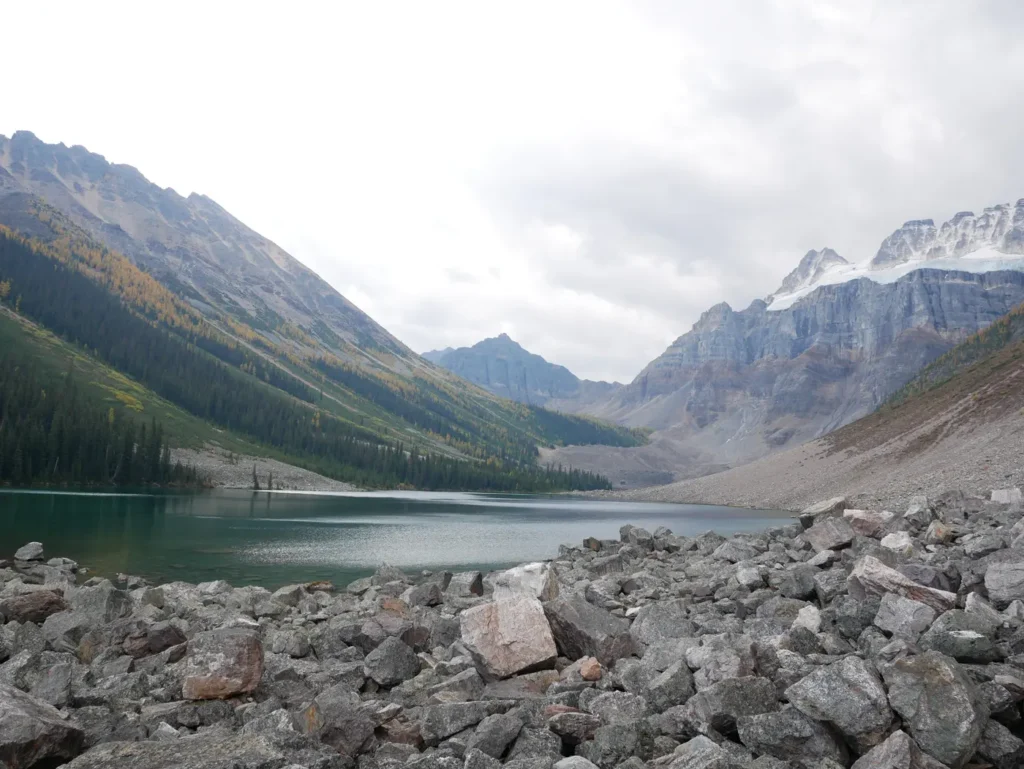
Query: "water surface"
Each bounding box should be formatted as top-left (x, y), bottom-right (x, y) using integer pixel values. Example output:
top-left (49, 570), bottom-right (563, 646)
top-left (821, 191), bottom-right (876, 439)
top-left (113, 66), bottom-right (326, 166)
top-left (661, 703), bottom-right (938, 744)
top-left (0, 489), bottom-right (792, 588)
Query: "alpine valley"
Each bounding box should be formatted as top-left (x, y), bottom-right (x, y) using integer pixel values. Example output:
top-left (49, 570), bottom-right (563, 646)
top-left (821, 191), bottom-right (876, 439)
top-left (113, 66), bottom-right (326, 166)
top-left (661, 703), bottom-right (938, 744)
top-left (0, 131), bottom-right (645, 491)
top-left (430, 200), bottom-right (1024, 489)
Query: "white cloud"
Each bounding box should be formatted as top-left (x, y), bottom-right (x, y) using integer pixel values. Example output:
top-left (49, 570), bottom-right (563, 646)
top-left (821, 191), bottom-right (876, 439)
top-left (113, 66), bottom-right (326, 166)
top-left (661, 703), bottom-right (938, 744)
top-left (4, 0), bottom-right (1024, 381)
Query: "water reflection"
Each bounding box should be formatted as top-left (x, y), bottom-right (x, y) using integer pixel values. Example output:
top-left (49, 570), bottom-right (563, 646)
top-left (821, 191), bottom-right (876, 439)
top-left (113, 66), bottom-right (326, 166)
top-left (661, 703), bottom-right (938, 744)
top-left (0, 489), bottom-right (793, 588)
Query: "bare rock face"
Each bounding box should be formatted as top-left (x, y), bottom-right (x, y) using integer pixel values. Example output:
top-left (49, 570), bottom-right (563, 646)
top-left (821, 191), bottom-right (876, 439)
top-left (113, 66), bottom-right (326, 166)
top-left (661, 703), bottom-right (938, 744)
top-left (803, 517), bottom-right (856, 553)
top-left (882, 651), bottom-right (987, 768)
top-left (460, 598), bottom-right (557, 679)
top-left (181, 628), bottom-right (264, 700)
top-left (0, 683), bottom-right (85, 768)
top-left (984, 560), bottom-right (1024, 608)
top-left (847, 556), bottom-right (956, 613)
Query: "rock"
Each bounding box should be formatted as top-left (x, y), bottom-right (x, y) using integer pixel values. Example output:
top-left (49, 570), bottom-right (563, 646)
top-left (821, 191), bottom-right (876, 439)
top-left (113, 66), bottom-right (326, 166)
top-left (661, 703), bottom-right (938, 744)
top-left (881, 531), bottom-right (916, 555)
top-left (543, 595), bottom-right (635, 666)
top-left (904, 496), bottom-right (935, 527)
top-left (579, 658), bottom-right (602, 681)
top-left (646, 661), bottom-right (695, 710)
top-left (0, 591), bottom-right (68, 624)
top-left (447, 571), bottom-right (484, 598)
top-left (467, 711), bottom-right (524, 757)
top-left (460, 598), bottom-right (557, 680)
top-left (978, 718), bottom-right (1024, 769)
top-left (578, 722), bottom-right (653, 769)
top-left (882, 650), bottom-right (987, 768)
top-left (12, 544), bottom-right (43, 563)
top-left (620, 525), bottom-right (654, 550)
top-left (62, 732), bottom-right (285, 769)
top-left (923, 520), bottom-right (954, 545)
top-left (848, 556), bottom-right (956, 613)
top-left (803, 517), bottom-right (855, 552)
top-left (297, 683), bottom-right (374, 756)
top-left (737, 707), bottom-right (848, 767)
top-left (919, 610), bottom-right (1001, 662)
top-left (785, 656), bottom-right (892, 751)
top-left (420, 702), bottom-right (494, 746)
top-left (181, 628), bottom-right (264, 700)
top-left (364, 637), bottom-right (421, 686)
top-left (850, 730), bottom-right (949, 769)
top-left (873, 593), bottom-right (937, 643)
top-left (991, 488), bottom-right (1023, 506)
top-left (0, 683), bottom-right (84, 768)
top-left (548, 712), bottom-right (602, 745)
top-left (585, 691), bottom-right (648, 723)
top-left (493, 563), bottom-right (558, 602)
top-left (985, 560), bottom-right (1024, 608)
top-left (799, 497), bottom-right (847, 528)
top-left (629, 599), bottom-right (696, 648)
top-left (666, 735), bottom-right (735, 769)
top-left (555, 758), bottom-right (600, 769)
top-left (677, 676), bottom-right (778, 734)
top-left (843, 509), bottom-right (895, 538)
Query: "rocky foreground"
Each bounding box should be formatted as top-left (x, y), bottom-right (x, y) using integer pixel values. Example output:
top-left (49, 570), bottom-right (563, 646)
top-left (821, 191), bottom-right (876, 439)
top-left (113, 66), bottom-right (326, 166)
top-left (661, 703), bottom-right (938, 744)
top-left (5, 491), bottom-right (1024, 768)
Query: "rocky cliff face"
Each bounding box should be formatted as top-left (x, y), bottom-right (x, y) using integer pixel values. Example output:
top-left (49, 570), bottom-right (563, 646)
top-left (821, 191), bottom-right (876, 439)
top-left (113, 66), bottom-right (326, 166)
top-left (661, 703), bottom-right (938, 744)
top-left (425, 334), bottom-right (620, 409)
top-left (548, 199), bottom-right (1024, 485)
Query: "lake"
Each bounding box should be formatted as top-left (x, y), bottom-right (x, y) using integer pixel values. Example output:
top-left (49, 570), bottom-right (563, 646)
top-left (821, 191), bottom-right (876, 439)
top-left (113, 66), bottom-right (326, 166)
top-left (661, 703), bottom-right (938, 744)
top-left (0, 489), bottom-right (793, 588)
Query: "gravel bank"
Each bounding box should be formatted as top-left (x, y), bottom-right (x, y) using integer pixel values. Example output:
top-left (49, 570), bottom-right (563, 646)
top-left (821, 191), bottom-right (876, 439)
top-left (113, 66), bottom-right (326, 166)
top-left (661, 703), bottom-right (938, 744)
top-left (170, 447), bottom-right (359, 492)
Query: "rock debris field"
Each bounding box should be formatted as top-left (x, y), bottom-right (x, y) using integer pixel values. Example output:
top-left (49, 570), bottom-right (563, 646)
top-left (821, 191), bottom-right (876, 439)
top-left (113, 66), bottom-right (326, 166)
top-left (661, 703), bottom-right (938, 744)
top-left (5, 490), bottom-right (1024, 768)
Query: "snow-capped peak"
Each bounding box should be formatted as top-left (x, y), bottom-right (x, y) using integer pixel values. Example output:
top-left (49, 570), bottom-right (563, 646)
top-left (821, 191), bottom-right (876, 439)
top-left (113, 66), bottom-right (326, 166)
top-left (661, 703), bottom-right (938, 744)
top-left (766, 198), bottom-right (1024, 311)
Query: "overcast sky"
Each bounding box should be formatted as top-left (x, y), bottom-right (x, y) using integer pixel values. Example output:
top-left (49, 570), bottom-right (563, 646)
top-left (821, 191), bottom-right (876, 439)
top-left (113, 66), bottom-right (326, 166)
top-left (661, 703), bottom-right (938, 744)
top-left (5, 1), bottom-right (1024, 382)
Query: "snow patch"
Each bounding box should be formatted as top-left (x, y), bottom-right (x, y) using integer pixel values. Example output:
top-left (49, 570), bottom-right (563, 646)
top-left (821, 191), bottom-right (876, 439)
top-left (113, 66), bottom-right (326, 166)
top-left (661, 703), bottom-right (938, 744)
top-left (766, 246), bottom-right (1024, 311)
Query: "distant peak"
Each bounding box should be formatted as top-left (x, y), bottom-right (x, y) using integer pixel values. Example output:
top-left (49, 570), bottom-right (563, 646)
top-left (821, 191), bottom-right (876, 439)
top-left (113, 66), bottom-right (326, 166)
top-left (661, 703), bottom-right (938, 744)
top-left (771, 247), bottom-right (848, 299)
top-left (496, 332), bottom-right (512, 341)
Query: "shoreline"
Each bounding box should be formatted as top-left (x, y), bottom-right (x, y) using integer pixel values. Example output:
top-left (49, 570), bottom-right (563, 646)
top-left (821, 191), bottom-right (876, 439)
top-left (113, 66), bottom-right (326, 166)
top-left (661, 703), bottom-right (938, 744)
top-left (3, 486), bottom-right (1024, 768)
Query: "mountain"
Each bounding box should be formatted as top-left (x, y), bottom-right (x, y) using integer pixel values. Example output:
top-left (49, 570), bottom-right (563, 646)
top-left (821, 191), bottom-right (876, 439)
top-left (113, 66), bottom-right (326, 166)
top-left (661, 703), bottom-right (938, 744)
top-left (618, 300), bottom-right (1024, 510)
top-left (0, 131), bottom-right (644, 490)
top-left (545, 198), bottom-right (1024, 487)
top-left (423, 333), bottom-right (620, 409)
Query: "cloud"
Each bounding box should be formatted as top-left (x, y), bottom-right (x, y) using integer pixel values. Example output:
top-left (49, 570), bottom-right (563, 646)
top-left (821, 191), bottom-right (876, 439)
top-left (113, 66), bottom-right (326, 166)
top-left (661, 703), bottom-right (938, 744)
top-left (4, 0), bottom-right (1024, 382)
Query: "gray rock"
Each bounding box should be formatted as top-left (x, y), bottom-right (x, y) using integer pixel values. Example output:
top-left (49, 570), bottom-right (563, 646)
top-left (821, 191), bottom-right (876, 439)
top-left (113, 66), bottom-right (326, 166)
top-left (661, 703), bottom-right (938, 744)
top-left (364, 637), bottom-right (421, 687)
top-left (785, 656), bottom-right (892, 751)
top-left (66, 581), bottom-right (132, 624)
top-left (466, 748), bottom-right (503, 769)
top-left (12, 544), bottom-right (43, 563)
top-left (421, 702), bottom-right (494, 746)
top-left (296, 683), bottom-right (375, 756)
top-left (848, 556), bottom-right (956, 613)
top-left (919, 609), bottom-right (1001, 662)
top-left (985, 560), bottom-right (1024, 608)
top-left (629, 599), bottom-right (696, 648)
top-left (0, 683), bottom-right (84, 768)
top-left (585, 691), bottom-right (648, 723)
top-left (737, 707), bottom-right (848, 767)
top-left (402, 582), bottom-right (443, 607)
top-left (466, 711), bottom-right (524, 758)
top-left (460, 598), bottom-right (557, 680)
top-left (850, 729), bottom-right (949, 769)
top-left (554, 758), bottom-right (599, 769)
top-left (666, 735), bottom-right (736, 769)
top-left (543, 595), bottom-right (635, 666)
top-left (578, 722), bottom-right (653, 769)
top-left (882, 650), bottom-right (987, 768)
top-left (180, 628), bottom-right (264, 700)
top-left (646, 661), bottom-right (695, 710)
top-left (991, 488), bottom-right (1023, 506)
top-left (873, 593), bottom-right (937, 643)
top-left (493, 563), bottom-right (559, 602)
top-left (677, 676), bottom-right (778, 734)
top-left (548, 712), bottom-right (602, 745)
top-left (803, 518), bottom-right (855, 553)
top-left (62, 732), bottom-right (285, 769)
top-left (799, 497), bottom-right (847, 528)
top-left (978, 718), bottom-right (1024, 769)
top-left (447, 571), bottom-right (484, 598)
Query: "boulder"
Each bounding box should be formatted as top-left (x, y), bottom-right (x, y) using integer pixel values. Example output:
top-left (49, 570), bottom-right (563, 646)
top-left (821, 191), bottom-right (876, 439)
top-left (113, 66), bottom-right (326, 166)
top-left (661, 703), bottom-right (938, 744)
top-left (991, 488), bottom-right (1023, 506)
top-left (493, 563), bottom-right (558, 602)
top-left (676, 676), bottom-right (778, 734)
top-left (872, 593), bottom-right (937, 643)
top-left (0, 683), bottom-right (84, 768)
top-left (544, 595), bottom-right (635, 666)
top-left (460, 598), bottom-right (556, 679)
top-left (843, 509), bottom-right (895, 538)
top-left (978, 718), bottom-right (1024, 769)
top-left (882, 651), bottom-right (987, 768)
top-left (296, 683), bottom-right (375, 756)
top-left (364, 637), bottom-right (421, 686)
top-left (467, 711), bottom-right (525, 757)
top-left (0, 591), bottom-right (68, 625)
top-left (985, 560), bottom-right (1024, 608)
top-left (420, 702), bottom-right (494, 746)
top-left (737, 707), bottom-right (848, 766)
top-left (785, 656), bottom-right (892, 751)
top-left (629, 599), bottom-right (696, 648)
top-left (850, 730), bottom-right (949, 769)
top-left (848, 556), bottom-right (956, 613)
top-left (181, 628), bottom-right (264, 700)
top-left (803, 517), bottom-right (855, 553)
top-left (12, 543), bottom-right (43, 563)
top-left (447, 571), bottom-right (484, 598)
top-left (62, 732), bottom-right (285, 769)
top-left (799, 497), bottom-right (847, 528)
